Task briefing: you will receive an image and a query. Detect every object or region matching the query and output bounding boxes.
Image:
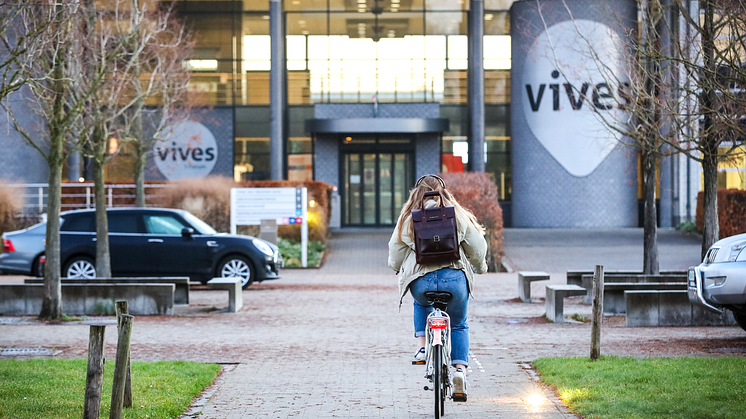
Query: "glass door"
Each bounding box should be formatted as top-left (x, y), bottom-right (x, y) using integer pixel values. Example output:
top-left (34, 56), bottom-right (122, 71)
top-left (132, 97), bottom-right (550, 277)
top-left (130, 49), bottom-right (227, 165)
top-left (342, 151), bottom-right (413, 226)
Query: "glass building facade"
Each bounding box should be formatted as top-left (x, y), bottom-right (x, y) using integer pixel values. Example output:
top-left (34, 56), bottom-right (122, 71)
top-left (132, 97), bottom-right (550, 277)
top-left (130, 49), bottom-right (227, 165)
top-left (168, 0), bottom-right (513, 225)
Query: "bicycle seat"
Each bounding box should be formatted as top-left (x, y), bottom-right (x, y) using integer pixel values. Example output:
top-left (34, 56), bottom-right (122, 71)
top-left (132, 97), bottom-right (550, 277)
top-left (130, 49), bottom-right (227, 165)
top-left (424, 291), bottom-right (453, 304)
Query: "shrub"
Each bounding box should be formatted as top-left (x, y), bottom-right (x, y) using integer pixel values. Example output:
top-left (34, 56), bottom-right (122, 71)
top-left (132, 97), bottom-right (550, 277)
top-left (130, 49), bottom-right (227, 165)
top-left (156, 176), bottom-right (333, 244)
top-left (438, 172), bottom-right (504, 272)
top-left (0, 181), bottom-right (22, 238)
top-left (155, 176), bottom-right (235, 232)
top-left (238, 180), bottom-right (332, 244)
top-left (696, 189), bottom-right (746, 238)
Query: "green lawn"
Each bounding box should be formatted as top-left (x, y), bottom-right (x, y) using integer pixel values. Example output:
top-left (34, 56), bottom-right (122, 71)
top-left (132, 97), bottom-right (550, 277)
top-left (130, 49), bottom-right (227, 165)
top-left (0, 358), bottom-right (220, 419)
top-left (533, 356), bottom-right (746, 419)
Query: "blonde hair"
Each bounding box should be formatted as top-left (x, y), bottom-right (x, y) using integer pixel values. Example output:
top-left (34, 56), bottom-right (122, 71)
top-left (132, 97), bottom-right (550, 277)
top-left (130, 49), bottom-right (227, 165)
top-left (396, 175), bottom-right (484, 241)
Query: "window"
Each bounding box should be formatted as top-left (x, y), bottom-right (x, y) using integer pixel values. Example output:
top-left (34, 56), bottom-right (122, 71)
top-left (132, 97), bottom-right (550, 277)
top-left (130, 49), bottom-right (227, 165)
top-left (144, 215), bottom-right (188, 235)
top-left (61, 214), bottom-right (95, 232)
top-left (108, 214), bottom-right (142, 234)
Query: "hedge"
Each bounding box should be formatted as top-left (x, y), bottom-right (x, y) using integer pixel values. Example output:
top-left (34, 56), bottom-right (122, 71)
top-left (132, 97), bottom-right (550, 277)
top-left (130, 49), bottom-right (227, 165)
top-left (696, 189), bottom-right (746, 238)
top-left (439, 172), bottom-right (504, 272)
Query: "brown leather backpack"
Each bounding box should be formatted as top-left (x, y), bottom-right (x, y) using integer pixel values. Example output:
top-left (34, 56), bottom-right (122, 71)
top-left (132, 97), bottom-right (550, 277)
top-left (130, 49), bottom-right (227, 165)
top-left (411, 191), bottom-right (460, 264)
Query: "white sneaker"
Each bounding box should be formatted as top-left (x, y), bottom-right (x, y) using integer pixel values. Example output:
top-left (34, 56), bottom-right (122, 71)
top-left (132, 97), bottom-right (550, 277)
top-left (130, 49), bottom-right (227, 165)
top-left (452, 368), bottom-right (467, 402)
top-left (411, 347), bottom-right (426, 365)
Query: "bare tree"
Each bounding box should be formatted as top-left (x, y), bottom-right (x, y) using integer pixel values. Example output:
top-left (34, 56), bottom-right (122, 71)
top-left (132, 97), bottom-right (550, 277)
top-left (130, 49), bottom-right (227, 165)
top-left (1, 1), bottom-right (99, 319)
top-left (669, 0), bottom-right (746, 258)
top-left (80, 0), bottom-right (192, 277)
top-left (539, 0), bottom-right (746, 268)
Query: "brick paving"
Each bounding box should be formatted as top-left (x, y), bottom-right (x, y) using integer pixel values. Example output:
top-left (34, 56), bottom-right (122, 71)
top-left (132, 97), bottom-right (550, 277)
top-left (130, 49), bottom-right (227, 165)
top-left (2, 227), bottom-right (745, 418)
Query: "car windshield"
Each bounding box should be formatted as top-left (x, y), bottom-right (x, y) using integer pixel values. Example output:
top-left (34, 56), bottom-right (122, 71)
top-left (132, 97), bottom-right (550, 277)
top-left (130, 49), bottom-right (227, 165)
top-left (182, 212), bottom-right (218, 235)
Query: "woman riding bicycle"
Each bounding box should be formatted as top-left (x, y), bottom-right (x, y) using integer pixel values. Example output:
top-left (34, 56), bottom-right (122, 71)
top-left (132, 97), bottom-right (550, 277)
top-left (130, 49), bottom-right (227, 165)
top-left (388, 174), bottom-right (488, 401)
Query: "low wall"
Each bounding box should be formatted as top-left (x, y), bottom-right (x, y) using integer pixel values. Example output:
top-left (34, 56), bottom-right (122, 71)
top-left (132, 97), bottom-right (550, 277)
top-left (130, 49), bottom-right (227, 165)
top-left (625, 290), bottom-right (736, 326)
top-left (0, 284), bottom-right (174, 315)
top-left (25, 277), bottom-right (189, 305)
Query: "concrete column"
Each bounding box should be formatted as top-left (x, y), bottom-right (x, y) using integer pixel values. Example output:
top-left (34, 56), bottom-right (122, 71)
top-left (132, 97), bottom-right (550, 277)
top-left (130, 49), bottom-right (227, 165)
top-left (67, 152), bottom-right (81, 181)
top-left (270, 0), bottom-right (285, 180)
top-left (468, 0), bottom-right (485, 172)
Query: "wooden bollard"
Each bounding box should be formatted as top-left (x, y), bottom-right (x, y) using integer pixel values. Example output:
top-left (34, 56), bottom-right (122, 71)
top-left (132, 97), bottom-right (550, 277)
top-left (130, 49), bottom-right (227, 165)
top-left (83, 325), bottom-right (106, 419)
top-left (590, 265), bottom-right (604, 360)
top-left (115, 301), bottom-right (132, 408)
top-left (110, 314), bottom-right (133, 419)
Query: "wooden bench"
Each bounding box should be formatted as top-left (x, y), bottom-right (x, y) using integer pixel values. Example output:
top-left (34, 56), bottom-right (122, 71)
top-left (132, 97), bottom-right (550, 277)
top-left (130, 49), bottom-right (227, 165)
top-left (207, 278), bottom-right (243, 313)
top-left (518, 271), bottom-right (550, 303)
top-left (604, 282), bottom-right (687, 315)
top-left (545, 285), bottom-right (586, 323)
top-left (25, 277), bottom-right (190, 305)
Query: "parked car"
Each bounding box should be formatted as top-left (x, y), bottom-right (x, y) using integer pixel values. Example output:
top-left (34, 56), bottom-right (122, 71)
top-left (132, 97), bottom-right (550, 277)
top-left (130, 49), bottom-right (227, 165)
top-left (688, 232), bottom-right (746, 330)
top-left (0, 208), bottom-right (282, 289)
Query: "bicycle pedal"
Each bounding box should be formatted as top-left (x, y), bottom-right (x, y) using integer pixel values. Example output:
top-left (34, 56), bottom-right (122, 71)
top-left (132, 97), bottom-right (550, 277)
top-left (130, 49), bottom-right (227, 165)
top-left (412, 360), bottom-right (425, 365)
top-left (452, 393), bottom-right (467, 402)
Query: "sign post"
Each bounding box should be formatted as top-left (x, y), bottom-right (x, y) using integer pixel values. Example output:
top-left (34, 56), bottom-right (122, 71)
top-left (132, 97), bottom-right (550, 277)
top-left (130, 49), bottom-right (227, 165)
top-left (230, 188), bottom-right (308, 267)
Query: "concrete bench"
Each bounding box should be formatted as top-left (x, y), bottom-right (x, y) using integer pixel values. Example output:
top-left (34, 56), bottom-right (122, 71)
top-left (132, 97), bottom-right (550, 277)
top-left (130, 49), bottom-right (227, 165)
top-left (207, 278), bottom-right (243, 313)
top-left (604, 282), bottom-right (687, 315)
top-left (545, 285), bottom-right (587, 323)
top-left (580, 274), bottom-right (687, 304)
top-left (625, 290), bottom-right (736, 326)
top-left (518, 271), bottom-right (550, 303)
top-left (567, 270), bottom-right (686, 287)
top-left (0, 283), bottom-right (174, 315)
top-left (25, 277), bottom-right (189, 305)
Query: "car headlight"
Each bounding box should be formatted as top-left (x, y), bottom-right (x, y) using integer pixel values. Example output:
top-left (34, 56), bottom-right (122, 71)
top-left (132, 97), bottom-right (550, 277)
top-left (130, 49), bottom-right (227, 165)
top-left (252, 239), bottom-right (274, 257)
top-left (727, 241), bottom-right (746, 262)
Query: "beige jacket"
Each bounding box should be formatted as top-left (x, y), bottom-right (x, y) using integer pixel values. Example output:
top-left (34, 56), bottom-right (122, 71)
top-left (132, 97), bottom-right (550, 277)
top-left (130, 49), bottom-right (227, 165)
top-left (388, 207), bottom-right (488, 307)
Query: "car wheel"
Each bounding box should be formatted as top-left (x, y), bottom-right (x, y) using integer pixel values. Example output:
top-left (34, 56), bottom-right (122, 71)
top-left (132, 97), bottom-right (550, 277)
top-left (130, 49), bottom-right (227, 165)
top-left (733, 311), bottom-right (746, 332)
top-left (33, 255), bottom-right (44, 277)
top-left (64, 256), bottom-right (96, 279)
top-left (218, 256), bottom-right (254, 289)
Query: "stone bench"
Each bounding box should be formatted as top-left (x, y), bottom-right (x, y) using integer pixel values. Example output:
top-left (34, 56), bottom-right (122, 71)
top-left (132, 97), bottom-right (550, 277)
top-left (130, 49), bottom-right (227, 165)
top-left (207, 278), bottom-right (243, 313)
top-left (567, 270), bottom-right (686, 287)
top-left (518, 271), bottom-right (550, 303)
top-left (545, 285), bottom-right (587, 323)
top-left (25, 277), bottom-right (190, 305)
top-left (580, 274), bottom-right (687, 304)
top-left (625, 290), bottom-right (736, 326)
top-left (0, 283), bottom-right (174, 315)
top-left (604, 282), bottom-right (687, 315)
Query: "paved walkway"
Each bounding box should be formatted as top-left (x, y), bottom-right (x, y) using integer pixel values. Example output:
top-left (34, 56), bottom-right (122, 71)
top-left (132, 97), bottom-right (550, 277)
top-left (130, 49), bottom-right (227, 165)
top-left (2, 228), bottom-right (744, 418)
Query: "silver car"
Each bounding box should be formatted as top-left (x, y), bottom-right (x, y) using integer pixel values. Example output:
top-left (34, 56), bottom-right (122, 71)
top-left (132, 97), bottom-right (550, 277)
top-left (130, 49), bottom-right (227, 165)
top-left (1, 221), bottom-right (46, 277)
top-left (688, 232), bottom-right (746, 331)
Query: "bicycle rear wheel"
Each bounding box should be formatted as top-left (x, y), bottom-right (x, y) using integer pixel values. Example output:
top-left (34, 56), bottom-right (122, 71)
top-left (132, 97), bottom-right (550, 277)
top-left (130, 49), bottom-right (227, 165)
top-left (433, 345), bottom-right (442, 419)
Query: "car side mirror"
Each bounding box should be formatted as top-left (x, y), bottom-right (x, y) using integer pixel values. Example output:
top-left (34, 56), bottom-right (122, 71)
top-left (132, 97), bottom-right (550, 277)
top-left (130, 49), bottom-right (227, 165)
top-left (181, 228), bottom-right (195, 239)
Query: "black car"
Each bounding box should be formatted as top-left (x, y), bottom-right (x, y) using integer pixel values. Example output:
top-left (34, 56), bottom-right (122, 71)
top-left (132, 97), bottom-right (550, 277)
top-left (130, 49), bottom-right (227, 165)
top-left (3, 208), bottom-right (281, 289)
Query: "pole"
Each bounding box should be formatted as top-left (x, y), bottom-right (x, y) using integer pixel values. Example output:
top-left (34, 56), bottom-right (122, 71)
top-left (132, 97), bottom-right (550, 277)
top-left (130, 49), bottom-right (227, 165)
top-left (83, 325), bottom-right (106, 419)
top-left (269, 0), bottom-right (285, 180)
top-left (590, 265), bottom-right (604, 360)
top-left (468, 0), bottom-right (485, 172)
top-left (115, 301), bottom-right (132, 408)
top-left (110, 314), bottom-right (133, 419)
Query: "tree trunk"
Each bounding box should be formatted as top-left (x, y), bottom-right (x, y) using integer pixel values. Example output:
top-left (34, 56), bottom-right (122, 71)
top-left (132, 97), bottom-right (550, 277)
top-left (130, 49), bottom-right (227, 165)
top-left (40, 160), bottom-right (64, 319)
top-left (134, 142), bottom-right (146, 208)
top-left (642, 149), bottom-right (660, 275)
top-left (94, 139), bottom-right (111, 278)
top-left (699, 0), bottom-right (719, 260)
top-left (701, 151), bottom-right (719, 259)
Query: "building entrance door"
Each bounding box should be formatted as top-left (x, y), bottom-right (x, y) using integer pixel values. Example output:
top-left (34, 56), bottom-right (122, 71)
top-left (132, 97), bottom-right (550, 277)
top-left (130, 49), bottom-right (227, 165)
top-left (340, 135), bottom-right (414, 226)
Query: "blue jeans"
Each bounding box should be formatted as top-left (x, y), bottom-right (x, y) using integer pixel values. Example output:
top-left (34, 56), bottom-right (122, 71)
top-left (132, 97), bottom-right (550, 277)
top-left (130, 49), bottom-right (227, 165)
top-left (410, 268), bottom-right (469, 367)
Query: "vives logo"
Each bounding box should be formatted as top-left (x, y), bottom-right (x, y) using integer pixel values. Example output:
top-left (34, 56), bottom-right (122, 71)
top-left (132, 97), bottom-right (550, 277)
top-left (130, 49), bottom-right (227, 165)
top-left (525, 69), bottom-right (630, 112)
top-left (154, 121), bottom-right (219, 180)
top-left (521, 19), bottom-right (629, 177)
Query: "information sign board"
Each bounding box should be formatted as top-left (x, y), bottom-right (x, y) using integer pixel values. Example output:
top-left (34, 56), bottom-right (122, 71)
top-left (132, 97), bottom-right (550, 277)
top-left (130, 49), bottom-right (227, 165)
top-left (230, 187), bottom-right (308, 267)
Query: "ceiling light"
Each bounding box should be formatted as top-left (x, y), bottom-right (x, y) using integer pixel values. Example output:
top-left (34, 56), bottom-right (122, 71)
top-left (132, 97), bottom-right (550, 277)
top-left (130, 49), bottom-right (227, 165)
top-left (298, 20), bottom-right (306, 25)
top-left (485, 14), bottom-right (493, 21)
top-left (391, 3), bottom-right (399, 8)
top-left (302, 30), bottom-right (309, 35)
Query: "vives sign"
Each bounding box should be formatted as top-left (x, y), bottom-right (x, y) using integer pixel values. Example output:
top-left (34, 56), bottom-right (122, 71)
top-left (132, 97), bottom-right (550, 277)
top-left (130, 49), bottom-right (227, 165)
top-left (522, 19), bottom-right (629, 177)
top-left (154, 121), bottom-right (218, 180)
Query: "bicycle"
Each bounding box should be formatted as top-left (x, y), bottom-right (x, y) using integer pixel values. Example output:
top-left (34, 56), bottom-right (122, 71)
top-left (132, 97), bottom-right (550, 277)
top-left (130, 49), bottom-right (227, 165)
top-left (419, 290), bottom-right (455, 419)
